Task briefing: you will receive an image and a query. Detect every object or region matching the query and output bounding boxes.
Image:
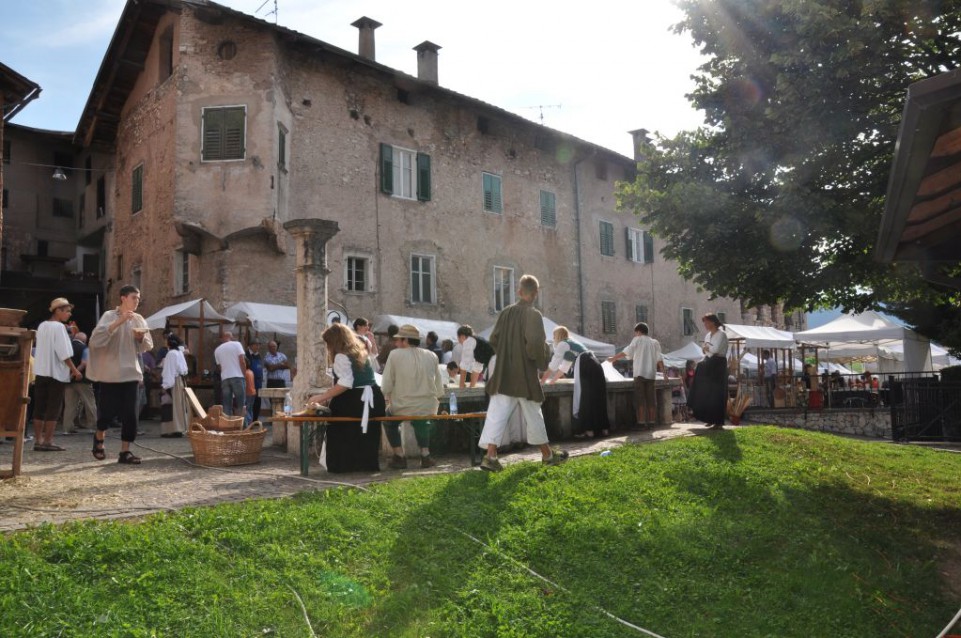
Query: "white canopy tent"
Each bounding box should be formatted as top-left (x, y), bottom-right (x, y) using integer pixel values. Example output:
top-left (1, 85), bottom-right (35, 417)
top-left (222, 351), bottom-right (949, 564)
top-left (478, 316), bottom-right (617, 358)
top-left (372, 314), bottom-right (461, 343)
top-left (662, 341), bottom-right (705, 369)
top-left (793, 311), bottom-right (933, 373)
top-left (225, 302), bottom-right (297, 337)
top-left (144, 298), bottom-right (232, 330)
top-left (724, 324), bottom-right (796, 350)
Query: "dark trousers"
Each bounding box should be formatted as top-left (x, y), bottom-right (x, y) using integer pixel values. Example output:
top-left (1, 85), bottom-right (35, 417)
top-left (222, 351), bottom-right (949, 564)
top-left (252, 388), bottom-right (262, 422)
top-left (266, 379), bottom-right (287, 388)
top-left (97, 381), bottom-right (140, 443)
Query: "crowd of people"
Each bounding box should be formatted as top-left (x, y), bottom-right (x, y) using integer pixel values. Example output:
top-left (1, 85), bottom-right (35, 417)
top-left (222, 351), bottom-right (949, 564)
top-left (21, 277), bottom-right (733, 473)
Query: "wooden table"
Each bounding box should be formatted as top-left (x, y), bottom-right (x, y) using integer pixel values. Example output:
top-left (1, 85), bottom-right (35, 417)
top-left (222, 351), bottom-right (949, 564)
top-left (272, 412), bottom-right (487, 476)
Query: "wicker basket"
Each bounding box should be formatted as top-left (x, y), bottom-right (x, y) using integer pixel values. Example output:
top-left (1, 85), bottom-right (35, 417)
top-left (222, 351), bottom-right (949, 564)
top-left (188, 420), bottom-right (266, 467)
top-left (202, 405), bottom-right (244, 432)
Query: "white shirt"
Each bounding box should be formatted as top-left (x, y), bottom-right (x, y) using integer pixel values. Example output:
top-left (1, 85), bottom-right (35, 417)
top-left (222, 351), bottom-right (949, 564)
top-left (34, 320), bottom-right (74, 382)
top-left (332, 353), bottom-right (355, 388)
top-left (621, 334), bottom-right (663, 380)
top-left (161, 348), bottom-right (189, 390)
top-left (703, 330), bottom-right (729, 357)
top-left (214, 340), bottom-right (246, 380)
top-left (763, 357), bottom-right (777, 378)
top-left (458, 336), bottom-right (477, 370)
top-left (547, 340), bottom-right (576, 374)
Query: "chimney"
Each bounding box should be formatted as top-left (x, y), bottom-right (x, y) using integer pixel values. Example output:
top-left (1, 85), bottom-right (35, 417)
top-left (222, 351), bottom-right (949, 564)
top-left (628, 128), bottom-right (651, 163)
top-left (351, 17), bottom-right (382, 60)
top-left (413, 41), bottom-right (442, 85)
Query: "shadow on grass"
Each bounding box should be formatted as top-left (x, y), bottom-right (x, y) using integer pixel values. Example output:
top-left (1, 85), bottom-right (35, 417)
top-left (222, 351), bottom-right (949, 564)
top-left (361, 463), bottom-right (540, 635)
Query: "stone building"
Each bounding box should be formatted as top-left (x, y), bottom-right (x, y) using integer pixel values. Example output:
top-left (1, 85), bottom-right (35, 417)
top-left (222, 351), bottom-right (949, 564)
top-left (10, 0), bottom-right (803, 350)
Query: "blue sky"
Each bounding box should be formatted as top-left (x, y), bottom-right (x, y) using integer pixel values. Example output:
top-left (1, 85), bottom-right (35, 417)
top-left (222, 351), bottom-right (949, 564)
top-left (0, 0), bottom-right (708, 158)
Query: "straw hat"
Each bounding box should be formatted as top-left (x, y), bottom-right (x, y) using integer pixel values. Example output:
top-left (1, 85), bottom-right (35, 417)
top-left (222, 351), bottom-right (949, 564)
top-left (396, 324), bottom-right (421, 340)
top-left (49, 297), bottom-right (74, 312)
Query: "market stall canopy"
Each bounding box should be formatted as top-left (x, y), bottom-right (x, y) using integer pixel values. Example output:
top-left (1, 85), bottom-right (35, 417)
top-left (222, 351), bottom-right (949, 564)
top-left (739, 351), bottom-right (804, 374)
top-left (225, 302), bottom-right (297, 336)
top-left (793, 311), bottom-right (932, 372)
top-left (723, 324), bottom-right (796, 350)
top-left (662, 341), bottom-right (705, 369)
top-left (372, 315), bottom-right (461, 342)
top-left (478, 316), bottom-right (616, 358)
top-left (144, 299), bottom-right (232, 330)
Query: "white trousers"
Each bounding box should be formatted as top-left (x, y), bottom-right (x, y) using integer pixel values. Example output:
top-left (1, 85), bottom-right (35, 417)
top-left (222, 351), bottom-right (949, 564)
top-left (479, 394), bottom-right (549, 448)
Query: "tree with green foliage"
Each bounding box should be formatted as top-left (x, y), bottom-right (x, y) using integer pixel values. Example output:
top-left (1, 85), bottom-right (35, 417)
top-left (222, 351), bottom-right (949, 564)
top-left (618, 0), bottom-right (961, 351)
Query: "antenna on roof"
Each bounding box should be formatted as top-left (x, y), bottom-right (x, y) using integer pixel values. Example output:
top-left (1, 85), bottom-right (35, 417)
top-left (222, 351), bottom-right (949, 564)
top-left (256, 0), bottom-right (278, 24)
top-left (523, 104), bottom-right (562, 124)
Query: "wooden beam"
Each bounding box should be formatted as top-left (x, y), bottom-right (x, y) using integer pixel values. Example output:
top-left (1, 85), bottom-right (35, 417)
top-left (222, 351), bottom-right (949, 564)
top-left (932, 126), bottom-right (961, 158)
top-left (902, 203), bottom-right (961, 242)
top-left (917, 161), bottom-right (961, 198)
top-left (906, 185), bottom-right (961, 224)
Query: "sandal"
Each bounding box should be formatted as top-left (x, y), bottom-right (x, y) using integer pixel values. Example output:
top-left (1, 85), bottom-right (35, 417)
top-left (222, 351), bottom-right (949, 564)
top-left (92, 438), bottom-right (106, 461)
top-left (118, 451), bottom-right (142, 465)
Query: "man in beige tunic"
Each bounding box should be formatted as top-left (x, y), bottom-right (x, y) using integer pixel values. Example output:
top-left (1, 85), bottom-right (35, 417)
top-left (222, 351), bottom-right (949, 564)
top-left (87, 285), bottom-right (153, 465)
top-left (380, 324), bottom-right (445, 469)
top-left (478, 274), bottom-right (568, 472)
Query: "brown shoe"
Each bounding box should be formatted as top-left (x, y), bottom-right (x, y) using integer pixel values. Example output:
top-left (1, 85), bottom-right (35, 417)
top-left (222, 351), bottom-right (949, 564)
top-left (388, 455), bottom-right (408, 470)
top-left (420, 455), bottom-right (436, 468)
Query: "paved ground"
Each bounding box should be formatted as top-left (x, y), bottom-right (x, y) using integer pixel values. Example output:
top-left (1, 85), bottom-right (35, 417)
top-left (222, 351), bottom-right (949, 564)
top-left (0, 419), bottom-right (711, 532)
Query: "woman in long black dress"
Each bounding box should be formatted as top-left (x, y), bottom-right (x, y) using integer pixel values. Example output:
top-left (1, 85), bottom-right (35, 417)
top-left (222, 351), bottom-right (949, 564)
top-left (687, 313), bottom-right (729, 429)
top-left (307, 323), bottom-right (385, 472)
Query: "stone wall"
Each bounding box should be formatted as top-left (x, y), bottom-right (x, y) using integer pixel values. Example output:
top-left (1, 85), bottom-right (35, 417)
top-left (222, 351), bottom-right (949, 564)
top-left (743, 407), bottom-right (892, 439)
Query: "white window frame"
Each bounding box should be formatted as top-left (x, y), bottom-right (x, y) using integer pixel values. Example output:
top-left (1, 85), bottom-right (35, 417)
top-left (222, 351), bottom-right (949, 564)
top-left (410, 253), bottom-right (436, 304)
top-left (173, 249), bottom-right (189, 296)
top-left (391, 146), bottom-right (417, 200)
top-left (345, 255), bottom-right (371, 293)
top-left (493, 266), bottom-right (515, 312)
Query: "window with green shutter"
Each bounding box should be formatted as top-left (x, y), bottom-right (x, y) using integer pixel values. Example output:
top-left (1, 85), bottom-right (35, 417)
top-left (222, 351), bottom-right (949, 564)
top-left (643, 231), bottom-right (655, 263)
top-left (682, 307), bottom-right (696, 336)
top-left (602, 301), bottom-right (617, 334)
top-left (202, 106), bottom-right (246, 161)
top-left (380, 144), bottom-right (431, 201)
top-left (416, 152), bottom-right (431, 201)
top-left (599, 221), bottom-right (615, 256)
top-left (540, 190), bottom-right (556, 227)
top-left (483, 172), bottom-right (502, 213)
top-left (278, 124), bottom-right (287, 171)
top-left (132, 164), bottom-right (144, 214)
top-left (636, 304), bottom-right (648, 324)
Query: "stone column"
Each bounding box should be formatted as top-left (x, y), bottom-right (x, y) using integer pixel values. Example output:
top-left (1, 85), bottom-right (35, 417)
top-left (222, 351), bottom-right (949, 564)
top-left (283, 218), bottom-right (340, 428)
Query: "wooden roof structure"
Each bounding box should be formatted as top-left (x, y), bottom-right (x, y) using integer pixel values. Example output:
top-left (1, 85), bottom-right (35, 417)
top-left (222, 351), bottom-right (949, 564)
top-left (877, 69), bottom-right (961, 288)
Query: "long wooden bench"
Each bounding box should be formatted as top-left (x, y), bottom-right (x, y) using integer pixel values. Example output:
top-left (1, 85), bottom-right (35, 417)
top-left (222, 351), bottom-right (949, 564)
top-left (272, 412), bottom-right (487, 476)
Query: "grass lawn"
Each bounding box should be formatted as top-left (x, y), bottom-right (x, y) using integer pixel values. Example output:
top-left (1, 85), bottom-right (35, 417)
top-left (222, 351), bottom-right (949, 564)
top-left (1, 427), bottom-right (959, 637)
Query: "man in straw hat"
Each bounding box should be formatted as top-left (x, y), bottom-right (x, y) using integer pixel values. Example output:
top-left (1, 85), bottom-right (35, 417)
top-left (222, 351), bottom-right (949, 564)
top-left (32, 297), bottom-right (83, 451)
top-left (380, 323), bottom-right (445, 469)
top-left (87, 285), bottom-right (153, 464)
top-left (477, 274), bottom-right (568, 471)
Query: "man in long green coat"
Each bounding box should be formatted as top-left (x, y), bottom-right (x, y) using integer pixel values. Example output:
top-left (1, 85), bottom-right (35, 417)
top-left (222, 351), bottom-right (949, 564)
top-left (478, 274), bottom-right (568, 472)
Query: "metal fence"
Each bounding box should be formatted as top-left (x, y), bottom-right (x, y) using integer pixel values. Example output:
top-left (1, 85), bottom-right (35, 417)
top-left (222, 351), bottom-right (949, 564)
top-left (890, 377), bottom-right (961, 443)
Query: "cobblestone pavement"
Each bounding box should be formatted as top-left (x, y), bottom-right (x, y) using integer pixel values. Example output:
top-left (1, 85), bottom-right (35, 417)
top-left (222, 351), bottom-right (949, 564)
top-left (0, 418), bottom-right (709, 532)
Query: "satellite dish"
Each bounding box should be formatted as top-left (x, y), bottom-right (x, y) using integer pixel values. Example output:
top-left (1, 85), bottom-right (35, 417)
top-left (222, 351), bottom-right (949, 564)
top-left (326, 309), bottom-right (347, 326)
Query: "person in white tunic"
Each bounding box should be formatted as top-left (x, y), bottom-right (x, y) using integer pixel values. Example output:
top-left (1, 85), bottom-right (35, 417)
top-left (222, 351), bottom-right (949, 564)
top-left (160, 335), bottom-right (190, 437)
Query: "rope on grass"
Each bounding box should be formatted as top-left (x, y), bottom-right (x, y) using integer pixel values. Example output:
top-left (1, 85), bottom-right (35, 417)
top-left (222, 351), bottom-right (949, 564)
top-left (285, 582), bottom-right (318, 638)
top-left (453, 527), bottom-right (668, 638)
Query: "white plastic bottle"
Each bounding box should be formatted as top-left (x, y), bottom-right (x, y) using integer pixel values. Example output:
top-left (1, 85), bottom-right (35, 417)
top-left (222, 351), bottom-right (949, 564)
top-left (283, 391), bottom-right (293, 416)
top-left (449, 392), bottom-right (458, 415)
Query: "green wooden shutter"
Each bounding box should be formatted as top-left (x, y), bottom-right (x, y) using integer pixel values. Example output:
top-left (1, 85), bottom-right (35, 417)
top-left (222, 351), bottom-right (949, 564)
top-left (380, 144), bottom-right (393, 194)
top-left (540, 190), bottom-right (555, 226)
top-left (484, 173), bottom-right (502, 212)
top-left (643, 231), bottom-right (655, 263)
top-left (202, 110), bottom-right (224, 161)
top-left (416, 152), bottom-right (431, 201)
top-left (625, 228), bottom-right (634, 261)
top-left (132, 165), bottom-right (143, 213)
top-left (223, 107), bottom-right (245, 159)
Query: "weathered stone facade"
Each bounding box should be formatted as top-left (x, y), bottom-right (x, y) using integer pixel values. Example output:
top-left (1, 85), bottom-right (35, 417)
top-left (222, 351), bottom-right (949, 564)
top-left (77, 1), bottom-right (794, 357)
